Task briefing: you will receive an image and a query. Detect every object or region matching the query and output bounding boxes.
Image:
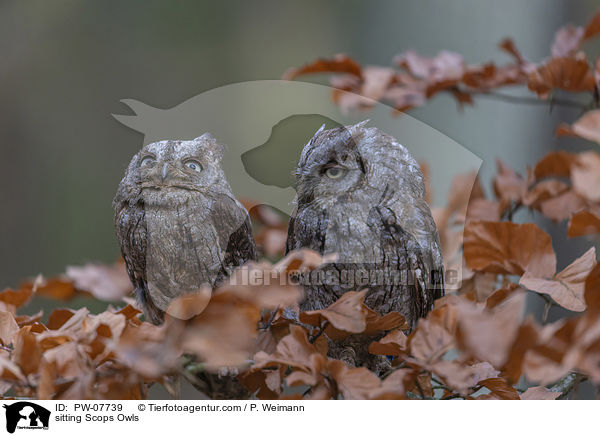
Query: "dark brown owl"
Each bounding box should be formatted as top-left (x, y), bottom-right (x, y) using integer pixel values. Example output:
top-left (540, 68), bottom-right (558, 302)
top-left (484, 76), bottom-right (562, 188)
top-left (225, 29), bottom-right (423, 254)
top-left (286, 121), bottom-right (444, 370)
top-left (113, 133), bottom-right (257, 324)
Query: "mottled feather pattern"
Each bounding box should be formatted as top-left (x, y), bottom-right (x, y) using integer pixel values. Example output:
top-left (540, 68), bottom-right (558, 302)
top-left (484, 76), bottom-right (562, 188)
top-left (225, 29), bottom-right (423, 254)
top-left (114, 134), bottom-right (256, 324)
top-left (286, 122), bottom-right (444, 372)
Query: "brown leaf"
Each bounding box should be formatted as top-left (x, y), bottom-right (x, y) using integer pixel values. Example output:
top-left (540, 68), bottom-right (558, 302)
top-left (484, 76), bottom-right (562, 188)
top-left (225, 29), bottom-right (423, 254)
top-left (585, 262), bottom-right (600, 314)
top-left (409, 304), bottom-right (457, 364)
top-left (528, 55), bottom-right (595, 98)
top-left (397, 50), bottom-right (464, 83)
top-left (559, 111), bottom-right (600, 146)
top-left (246, 325), bottom-right (328, 398)
top-left (256, 228), bottom-right (288, 257)
top-left (0, 311), bottom-right (19, 345)
top-left (165, 287), bottom-right (212, 320)
top-left (368, 330), bottom-right (408, 356)
top-left (461, 272), bottom-right (499, 303)
top-left (116, 322), bottom-right (179, 378)
top-left (522, 320), bottom-right (577, 384)
top-left (382, 85), bottom-right (426, 112)
top-left (464, 221), bottom-right (556, 278)
top-left (283, 54), bottom-right (362, 80)
top-left (369, 368), bottom-right (412, 399)
top-left (551, 25), bottom-right (584, 58)
top-left (493, 159), bottom-right (528, 205)
top-left (499, 38), bottom-right (527, 64)
top-left (583, 10), bottom-right (600, 40)
top-left (533, 151), bottom-right (577, 179)
top-left (15, 311), bottom-right (43, 328)
top-left (252, 324), bottom-right (320, 372)
top-left (299, 290), bottom-right (368, 334)
top-left (572, 151), bottom-right (600, 201)
top-left (520, 247), bottom-right (596, 312)
top-left (350, 66), bottom-right (396, 109)
top-left (42, 341), bottom-right (88, 379)
top-left (568, 210), bottom-right (600, 237)
top-left (447, 171), bottom-right (483, 217)
top-left (116, 304), bottom-right (142, 322)
top-left (179, 290), bottom-right (261, 370)
top-left (485, 282), bottom-right (522, 309)
top-left (327, 359), bottom-right (382, 400)
top-left (0, 353), bottom-right (25, 383)
top-left (537, 189), bottom-right (587, 222)
top-left (37, 359), bottom-right (58, 399)
top-left (501, 318), bottom-right (540, 383)
top-left (466, 199), bottom-right (501, 223)
top-left (66, 261), bottom-right (133, 301)
top-left (478, 377), bottom-right (520, 399)
top-left (274, 249), bottom-right (336, 274)
top-left (47, 308), bottom-right (79, 330)
top-left (522, 180), bottom-right (569, 209)
top-left (13, 327), bottom-right (42, 375)
top-left (461, 63), bottom-right (524, 90)
top-left (456, 292), bottom-right (526, 368)
top-left (432, 361), bottom-right (499, 393)
top-left (0, 281), bottom-right (35, 309)
top-left (226, 262), bottom-right (303, 309)
top-left (520, 386), bottom-right (560, 400)
top-left (363, 309), bottom-right (408, 335)
top-left (34, 278), bottom-right (77, 300)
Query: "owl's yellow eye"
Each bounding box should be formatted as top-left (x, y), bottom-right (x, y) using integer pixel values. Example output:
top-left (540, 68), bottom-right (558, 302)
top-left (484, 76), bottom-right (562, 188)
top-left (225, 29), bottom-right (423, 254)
top-left (184, 160), bottom-right (203, 172)
top-left (325, 166), bottom-right (345, 179)
top-left (140, 156), bottom-right (155, 167)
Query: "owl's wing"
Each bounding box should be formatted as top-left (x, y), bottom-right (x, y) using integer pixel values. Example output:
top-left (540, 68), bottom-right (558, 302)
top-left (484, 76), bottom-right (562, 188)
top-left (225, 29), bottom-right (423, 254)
top-left (285, 211), bottom-right (298, 254)
top-left (369, 204), bottom-right (444, 324)
top-left (285, 206), bottom-right (329, 254)
top-left (212, 194), bottom-right (258, 285)
top-left (114, 201), bottom-right (164, 324)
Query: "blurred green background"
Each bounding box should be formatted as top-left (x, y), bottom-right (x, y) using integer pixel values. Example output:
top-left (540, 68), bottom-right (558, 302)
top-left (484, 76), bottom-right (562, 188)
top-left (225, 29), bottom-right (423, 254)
top-left (1, 0), bottom-right (598, 290)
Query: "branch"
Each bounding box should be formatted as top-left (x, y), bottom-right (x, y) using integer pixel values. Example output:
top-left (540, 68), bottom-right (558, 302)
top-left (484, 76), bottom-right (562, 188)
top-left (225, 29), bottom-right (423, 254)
top-left (476, 90), bottom-right (589, 111)
top-left (551, 372), bottom-right (587, 399)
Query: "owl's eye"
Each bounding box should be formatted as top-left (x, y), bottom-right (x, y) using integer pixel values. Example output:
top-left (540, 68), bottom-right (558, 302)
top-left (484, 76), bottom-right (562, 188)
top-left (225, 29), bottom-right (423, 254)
top-left (324, 166), bottom-right (345, 179)
top-left (140, 156), bottom-right (156, 167)
top-left (184, 159), bottom-right (203, 172)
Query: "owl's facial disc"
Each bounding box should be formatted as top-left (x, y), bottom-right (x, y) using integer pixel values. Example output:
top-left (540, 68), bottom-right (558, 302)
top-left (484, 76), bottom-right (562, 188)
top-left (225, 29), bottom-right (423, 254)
top-left (296, 156), bottom-right (364, 205)
top-left (138, 153), bottom-right (210, 194)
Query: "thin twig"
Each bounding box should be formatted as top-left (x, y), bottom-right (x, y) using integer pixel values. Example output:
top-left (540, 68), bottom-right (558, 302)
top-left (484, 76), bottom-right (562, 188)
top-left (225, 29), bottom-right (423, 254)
top-left (309, 321), bottom-right (329, 344)
top-left (380, 361), bottom-right (408, 380)
top-left (477, 90), bottom-right (589, 111)
top-left (538, 293), bottom-right (555, 324)
top-left (441, 393), bottom-right (463, 400)
top-left (551, 372), bottom-right (587, 399)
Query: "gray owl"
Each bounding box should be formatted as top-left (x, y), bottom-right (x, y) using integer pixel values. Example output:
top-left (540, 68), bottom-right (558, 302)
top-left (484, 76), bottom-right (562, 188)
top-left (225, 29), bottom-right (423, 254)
top-left (113, 134), bottom-right (257, 325)
top-left (286, 121), bottom-right (444, 367)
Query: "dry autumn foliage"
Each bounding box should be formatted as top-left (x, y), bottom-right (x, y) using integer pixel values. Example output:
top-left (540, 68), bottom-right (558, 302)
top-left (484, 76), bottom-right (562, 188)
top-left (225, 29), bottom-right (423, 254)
top-left (3, 10), bottom-right (600, 400)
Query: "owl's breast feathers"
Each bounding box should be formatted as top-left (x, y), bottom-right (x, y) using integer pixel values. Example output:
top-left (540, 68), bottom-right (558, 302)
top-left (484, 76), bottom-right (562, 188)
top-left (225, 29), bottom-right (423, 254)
top-left (114, 199), bottom-right (163, 324)
top-left (286, 196), bottom-right (443, 330)
top-left (114, 193), bottom-right (256, 324)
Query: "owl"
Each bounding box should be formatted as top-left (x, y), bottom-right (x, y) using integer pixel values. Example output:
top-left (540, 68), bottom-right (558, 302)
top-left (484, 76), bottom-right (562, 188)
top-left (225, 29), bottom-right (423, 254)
top-left (286, 121), bottom-right (444, 367)
top-left (113, 134), bottom-right (257, 325)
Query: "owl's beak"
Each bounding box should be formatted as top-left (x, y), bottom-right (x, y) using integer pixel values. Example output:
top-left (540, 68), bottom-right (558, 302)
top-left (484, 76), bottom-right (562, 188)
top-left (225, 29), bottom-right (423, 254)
top-left (161, 163), bottom-right (169, 182)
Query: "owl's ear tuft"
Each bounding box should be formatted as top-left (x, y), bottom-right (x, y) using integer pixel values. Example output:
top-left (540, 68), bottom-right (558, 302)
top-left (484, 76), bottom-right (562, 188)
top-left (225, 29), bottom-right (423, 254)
top-left (314, 123), bottom-right (327, 135)
top-left (194, 132), bottom-right (216, 142)
top-left (350, 119), bottom-right (370, 131)
top-left (346, 119), bottom-right (370, 144)
top-left (307, 123), bottom-right (327, 145)
top-left (195, 132), bottom-right (225, 161)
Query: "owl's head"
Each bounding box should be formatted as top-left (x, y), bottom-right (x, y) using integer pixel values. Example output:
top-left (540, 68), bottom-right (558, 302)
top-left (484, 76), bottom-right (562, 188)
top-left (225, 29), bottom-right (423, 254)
top-left (294, 121), bottom-right (426, 208)
top-left (120, 133), bottom-right (229, 205)
top-left (294, 122), bottom-right (367, 205)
